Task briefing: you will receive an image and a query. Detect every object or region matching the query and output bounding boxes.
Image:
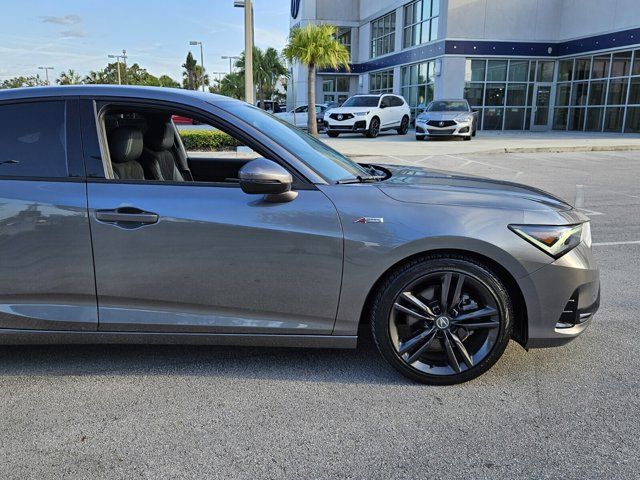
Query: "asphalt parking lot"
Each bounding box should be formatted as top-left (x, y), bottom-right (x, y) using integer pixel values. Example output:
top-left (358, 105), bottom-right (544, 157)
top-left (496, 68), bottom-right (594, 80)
top-left (1, 150), bottom-right (639, 479)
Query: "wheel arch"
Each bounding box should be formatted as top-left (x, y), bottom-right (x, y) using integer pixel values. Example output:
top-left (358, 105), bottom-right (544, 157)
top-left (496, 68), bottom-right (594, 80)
top-left (357, 248), bottom-right (528, 347)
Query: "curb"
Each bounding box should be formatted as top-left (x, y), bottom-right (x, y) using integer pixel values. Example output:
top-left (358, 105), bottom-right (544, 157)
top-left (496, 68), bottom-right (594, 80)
top-left (346, 143), bottom-right (640, 157)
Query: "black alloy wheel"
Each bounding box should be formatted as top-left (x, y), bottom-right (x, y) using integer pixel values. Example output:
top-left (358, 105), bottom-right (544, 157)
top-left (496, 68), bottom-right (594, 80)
top-left (366, 117), bottom-right (380, 138)
top-left (371, 255), bottom-right (513, 385)
top-left (397, 116), bottom-right (410, 135)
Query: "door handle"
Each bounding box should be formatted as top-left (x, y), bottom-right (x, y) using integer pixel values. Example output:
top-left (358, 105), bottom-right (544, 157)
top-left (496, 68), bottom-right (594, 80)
top-left (95, 208), bottom-right (159, 225)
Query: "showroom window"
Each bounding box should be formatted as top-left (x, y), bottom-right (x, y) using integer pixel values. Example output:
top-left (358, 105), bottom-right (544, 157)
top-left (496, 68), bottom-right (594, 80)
top-left (335, 27), bottom-right (352, 56)
top-left (403, 0), bottom-right (439, 49)
top-left (464, 59), bottom-right (553, 130)
top-left (321, 76), bottom-right (350, 106)
top-left (553, 49), bottom-right (640, 132)
top-left (370, 70), bottom-right (394, 94)
top-left (400, 61), bottom-right (436, 120)
top-left (370, 11), bottom-right (396, 58)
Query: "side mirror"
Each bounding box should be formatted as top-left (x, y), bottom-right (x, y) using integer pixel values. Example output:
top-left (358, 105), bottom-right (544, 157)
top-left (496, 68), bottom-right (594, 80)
top-left (239, 158), bottom-right (298, 203)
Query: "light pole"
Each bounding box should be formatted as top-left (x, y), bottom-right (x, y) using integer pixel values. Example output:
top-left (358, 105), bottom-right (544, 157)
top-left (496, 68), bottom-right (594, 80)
top-left (108, 50), bottom-right (128, 85)
top-left (221, 55), bottom-right (240, 74)
top-left (189, 41), bottom-right (206, 92)
top-left (234, 0), bottom-right (254, 104)
top-left (38, 66), bottom-right (54, 85)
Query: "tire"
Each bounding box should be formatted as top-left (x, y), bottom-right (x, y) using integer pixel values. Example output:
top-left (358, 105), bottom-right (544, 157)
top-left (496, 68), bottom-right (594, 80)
top-left (366, 117), bottom-right (380, 138)
top-left (397, 116), bottom-right (410, 135)
top-left (472, 128), bottom-right (477, 137)
top-left (371, 254), bottom-right (513, 385)
top-left (326, 131), bottom-right (340, 138)
top-left (416, 135), bottom-right (425, 141)
top-left (464, 135), bottom-right (471, 141)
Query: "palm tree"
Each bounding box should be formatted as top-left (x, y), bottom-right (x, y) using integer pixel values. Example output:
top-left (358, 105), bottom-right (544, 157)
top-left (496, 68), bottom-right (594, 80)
top-left (283, 24), bottom-right (350, 136)
top-left (236, 47), bottom-right (287, 107)
top-left (182, 52), bottom-right (198, 90)
top-left (213, 72), bottom-right (244, 99)
top-left (56, 69), bottom-right (82, 85)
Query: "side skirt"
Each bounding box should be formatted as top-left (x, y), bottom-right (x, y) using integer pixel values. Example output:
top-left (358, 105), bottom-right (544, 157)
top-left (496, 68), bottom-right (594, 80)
top-left (0, 329), bottom-right (358, 349)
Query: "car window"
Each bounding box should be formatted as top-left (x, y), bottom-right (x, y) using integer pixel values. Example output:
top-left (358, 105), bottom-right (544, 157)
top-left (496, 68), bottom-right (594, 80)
top-left (0, 101), bottom-right (68, 178)
top-left (427, 101), bottom-right (470, 112)
top-left (341, 96), bottom-right (380, 108)
top-left (391, 96), bottom-right (404, 107)
top-left (294, 106), bottom-right (308, 113)
top-left (315, 106), bottom-right (324, 114)
top-left (380, 96), bottom-right (391, 108)
top-left (223, 102), bottom-right (370, 183)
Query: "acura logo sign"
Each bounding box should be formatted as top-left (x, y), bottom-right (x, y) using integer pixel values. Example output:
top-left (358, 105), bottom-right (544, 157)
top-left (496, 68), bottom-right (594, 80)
top-left (337, 114), bottom-right (344, 121)
top-left (439, 121), bottom-right (444, 127)
top-left (291, 0), bottom-right (301, 18)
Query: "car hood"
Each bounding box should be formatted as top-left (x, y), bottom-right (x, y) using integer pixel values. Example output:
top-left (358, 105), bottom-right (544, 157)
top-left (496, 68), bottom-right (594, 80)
top-left (418, 111), bottom-right (468, 121)
top-left (377, 164), bottom-right (572, 212)
top-left (326, 107), bottom-right (372, 115)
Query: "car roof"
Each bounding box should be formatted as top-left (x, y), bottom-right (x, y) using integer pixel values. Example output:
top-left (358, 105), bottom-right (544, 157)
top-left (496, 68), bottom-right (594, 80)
top-left (430, 98), bottom-right (469, 102)
top-left (0, 85), bottom-right (238, 106)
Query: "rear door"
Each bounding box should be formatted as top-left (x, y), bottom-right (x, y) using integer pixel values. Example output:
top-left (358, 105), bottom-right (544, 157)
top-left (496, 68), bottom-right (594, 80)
top-left (0, 98), bottom-right (97, 331)
top-left (379, 95), bottom-right (396, 129)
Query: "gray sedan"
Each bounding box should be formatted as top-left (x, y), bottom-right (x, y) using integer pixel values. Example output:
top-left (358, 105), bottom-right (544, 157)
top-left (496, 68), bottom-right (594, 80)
top-left (415, 99), bottom-right (479, 140)
top-left (0, 86), bottom-right (599, 385)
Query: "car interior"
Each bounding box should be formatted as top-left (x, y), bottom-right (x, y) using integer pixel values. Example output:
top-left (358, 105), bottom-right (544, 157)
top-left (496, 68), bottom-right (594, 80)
top-left (102, 107), bottom-right (260, 184)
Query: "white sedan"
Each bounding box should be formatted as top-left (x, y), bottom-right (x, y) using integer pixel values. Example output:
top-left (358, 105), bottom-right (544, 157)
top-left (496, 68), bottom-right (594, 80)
top-left (274, 104), bottom-right (329, 130)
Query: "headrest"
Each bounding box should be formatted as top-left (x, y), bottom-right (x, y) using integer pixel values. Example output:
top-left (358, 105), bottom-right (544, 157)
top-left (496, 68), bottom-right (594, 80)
top-left (145, 122), bottom-right (175, 151)
top-left (108, 127), bottom-right (143, 164)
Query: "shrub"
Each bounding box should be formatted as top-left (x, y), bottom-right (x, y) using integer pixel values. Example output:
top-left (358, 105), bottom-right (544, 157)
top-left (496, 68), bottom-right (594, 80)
top-left (179, 130), bottom-right (239, 151)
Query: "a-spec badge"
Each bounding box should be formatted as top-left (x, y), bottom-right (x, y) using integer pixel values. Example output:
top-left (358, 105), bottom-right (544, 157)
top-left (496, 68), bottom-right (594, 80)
top-left (354, 217), bottom-right (384, 224)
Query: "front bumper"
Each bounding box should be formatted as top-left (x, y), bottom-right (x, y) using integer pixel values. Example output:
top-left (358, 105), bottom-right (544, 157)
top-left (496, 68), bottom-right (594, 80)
top-left (416, 120), bottom-right (471, 137)
top-left (324, 117), bottom-right (368, 132)
top-left (521, 242), bottom-right (600, 348)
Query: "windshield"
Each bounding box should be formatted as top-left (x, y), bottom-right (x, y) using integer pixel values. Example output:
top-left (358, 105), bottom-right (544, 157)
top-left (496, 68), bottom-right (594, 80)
top-left (427, 101), bottom-right (469, 112)
top-left (222, 102), bottom-right (370, 183)
top-left (342, 96), bottom-right (380, 108)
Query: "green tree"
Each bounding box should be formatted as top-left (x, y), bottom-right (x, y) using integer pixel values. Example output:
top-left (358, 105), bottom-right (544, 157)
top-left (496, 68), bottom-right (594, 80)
top-left (56, 69), bottom-right (82, 85)
top-left (236, 46), bottom-right (287, 107)
top-left (212, 71), bottom-right (244, 99)
top-left (182, 52), bottom-right (198, 90)
top-left (159, 75), bottom-right (180, 88)
top-left (283, 24), bottom-right (350, 135)
top-left (1, 75), bottom-right (46, 89)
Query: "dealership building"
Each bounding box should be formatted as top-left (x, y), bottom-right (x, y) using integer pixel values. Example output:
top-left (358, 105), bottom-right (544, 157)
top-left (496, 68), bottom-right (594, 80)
top-left (287, 0), bottom-right (640, 133)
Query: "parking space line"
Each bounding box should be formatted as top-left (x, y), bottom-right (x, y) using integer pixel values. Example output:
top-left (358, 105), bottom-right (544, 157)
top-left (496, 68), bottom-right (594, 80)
top-left (593, 240), bottom-right (640, 246)
top-left (444, 154), bottom-right (524, 176)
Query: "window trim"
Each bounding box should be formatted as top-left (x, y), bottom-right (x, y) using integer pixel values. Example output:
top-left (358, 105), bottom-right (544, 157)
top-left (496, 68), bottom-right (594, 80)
top-left (402, 0), bottom-right (439, 49)
top-left (370, 11), bottom-right (396, 59)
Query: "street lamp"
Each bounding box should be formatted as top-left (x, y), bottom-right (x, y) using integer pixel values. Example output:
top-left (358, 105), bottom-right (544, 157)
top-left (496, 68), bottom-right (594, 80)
top-left (38, 66), bottom-right (54, 85)
top-left (189, 41), bottom-right (206, 92)
top-left (221, 55), bottom-right (240, 74)
top-left (108, 50), bottom-right (128, 85)
top-left (234, 0), bottom-right (254, 104)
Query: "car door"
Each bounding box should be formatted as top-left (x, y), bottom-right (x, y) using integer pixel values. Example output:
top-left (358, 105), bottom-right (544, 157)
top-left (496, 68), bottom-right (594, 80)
top-left (0, 98), bottom-right (98, 331)
top-left (80, 99), bottom-right (343, 335)
top-left (379, 95), bottom-right (395, 129)
top-left (293, 106), bottom-right (309, 128)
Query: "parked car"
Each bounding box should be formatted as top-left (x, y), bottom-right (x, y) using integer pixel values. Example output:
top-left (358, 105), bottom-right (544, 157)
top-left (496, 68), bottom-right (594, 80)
top-left (415, 99), bottom-right (479, 141)
top-left (0, 86), bottom-right (599, 385)
top-left (256, 100), bottom-right (283, 113)
top-left (323, 94), bottom-right (411, 138)
top-left (274, 104), bottom-right (329, 130)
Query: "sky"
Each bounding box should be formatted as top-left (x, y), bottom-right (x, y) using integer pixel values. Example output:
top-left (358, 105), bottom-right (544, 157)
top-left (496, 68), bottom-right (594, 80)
top-left (0, 0), bottom-right (290, 83)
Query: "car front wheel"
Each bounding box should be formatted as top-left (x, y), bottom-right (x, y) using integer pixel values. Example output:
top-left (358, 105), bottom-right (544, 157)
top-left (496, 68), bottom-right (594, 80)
top-left (366, 117), bottom-right (380, 138)
top-left (416, 135), bottom-right (425, 141)
top-left (371, 255), bottom-right (513, 385)
top-left (326, 131), bottom-right (340, 138)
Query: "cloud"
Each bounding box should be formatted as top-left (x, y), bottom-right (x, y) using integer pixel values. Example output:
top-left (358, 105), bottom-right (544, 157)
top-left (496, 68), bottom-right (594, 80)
top-left (40, 14), bottom-right (82, 25)
top-left (60, 29), bottom-right (87, 38)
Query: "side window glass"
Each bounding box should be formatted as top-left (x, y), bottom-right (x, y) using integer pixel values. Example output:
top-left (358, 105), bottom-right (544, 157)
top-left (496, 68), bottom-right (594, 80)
top-left (0, 101), bottom-right (68, 178)
top-left (392, 96), bottom-right (404, 107)
top-left (380, 96), bottom-right (391, 108)
top-left (295, 106), bottom-right (308, 113)
top-left (102, 109), bottom-right (261, 184)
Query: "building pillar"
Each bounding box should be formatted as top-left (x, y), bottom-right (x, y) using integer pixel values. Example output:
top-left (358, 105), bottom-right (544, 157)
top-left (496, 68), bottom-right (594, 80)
top-left (435, 56), bottom-right (466, 99)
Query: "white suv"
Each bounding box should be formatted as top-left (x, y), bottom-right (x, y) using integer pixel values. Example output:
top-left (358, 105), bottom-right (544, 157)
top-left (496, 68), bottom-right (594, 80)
top-left (323, 94), bottom-right (411, 138)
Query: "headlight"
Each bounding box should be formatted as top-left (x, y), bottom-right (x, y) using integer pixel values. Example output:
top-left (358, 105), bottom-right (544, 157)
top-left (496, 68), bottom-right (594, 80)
top-left (354, 111), bottom-right (369, 116)
top-left (509, 223), bottom-right (587, 259)
top-left (455, 113), bottom-right (472, 122)
top-left (416, 114), bottom-right (428, 122)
